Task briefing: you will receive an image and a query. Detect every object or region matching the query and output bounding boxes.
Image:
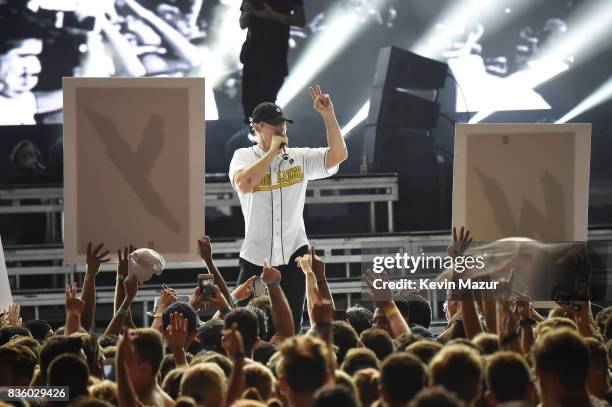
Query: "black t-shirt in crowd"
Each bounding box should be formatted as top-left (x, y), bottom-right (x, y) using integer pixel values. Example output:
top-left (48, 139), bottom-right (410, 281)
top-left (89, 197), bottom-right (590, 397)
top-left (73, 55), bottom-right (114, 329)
top-left (240, 0), bottom-right (303, 75)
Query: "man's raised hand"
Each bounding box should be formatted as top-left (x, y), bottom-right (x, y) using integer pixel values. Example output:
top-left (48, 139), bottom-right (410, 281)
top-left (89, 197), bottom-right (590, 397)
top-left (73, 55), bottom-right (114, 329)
top-left (447, 227), bottom-right (473, 258)
top-left (86, 242), bottom-right (111, 275)
top-left (261, 258), bottom-right (281, 284)
top-left (65, 282), bottom-right (85, 316)
top-left (165, 312), bottom-right (189, 351)
top-left (309, 84), bottom-right (334, 115)
top-left (198, 235), bottom-right (213, 262)
top-left (232, 275), bottom-right (256, 303)
top-left (117, 245), bottom-right (135, 278)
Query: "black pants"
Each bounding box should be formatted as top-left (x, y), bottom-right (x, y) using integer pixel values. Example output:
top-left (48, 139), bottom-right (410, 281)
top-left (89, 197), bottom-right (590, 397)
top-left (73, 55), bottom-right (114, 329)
top-left (237, 245), bottom-right (308, 333)
top-left (241, 59), bottom-right (286, 122)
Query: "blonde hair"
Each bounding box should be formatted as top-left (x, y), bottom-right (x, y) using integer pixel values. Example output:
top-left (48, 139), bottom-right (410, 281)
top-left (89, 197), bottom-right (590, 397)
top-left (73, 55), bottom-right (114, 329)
top-left (244, 362), bottom-right (276, 400)
top-left (429, 344), bottom-right (483, 403)
top-left (353, 368), bottom-right (380, 407)
top-left (88, 380), bottom-right (118, 405)
top-left (180, 362), bottom-right (227, 407)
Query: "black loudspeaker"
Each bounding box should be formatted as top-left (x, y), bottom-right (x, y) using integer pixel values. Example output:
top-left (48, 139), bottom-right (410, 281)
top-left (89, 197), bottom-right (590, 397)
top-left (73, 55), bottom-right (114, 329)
top-left (364, 46), bottom-right (448, 170)
top-left (363, 46), bottom-right (449, 230)
top-left (370, 127), bottom-right (441, 230)
top-left (371, 46), bottom-right (448, 89)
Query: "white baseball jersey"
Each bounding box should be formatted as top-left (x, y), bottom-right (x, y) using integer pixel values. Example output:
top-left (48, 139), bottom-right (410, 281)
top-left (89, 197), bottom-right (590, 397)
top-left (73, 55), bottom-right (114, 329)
top-left (229, 144), bottom-right (339, 266)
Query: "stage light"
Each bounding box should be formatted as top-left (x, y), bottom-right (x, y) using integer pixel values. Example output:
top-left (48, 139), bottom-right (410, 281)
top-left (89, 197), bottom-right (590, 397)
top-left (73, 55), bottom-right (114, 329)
top-left (276, 0), bottom-right (389, 108)
top-left (469, 0), bottom-right (612, 123)
top-left (341, 100), bottom-right (370, 137)
top-left (412, 0), bottom-right (536, 59)
top-left (339, 0), bottom-right (535, 134)
top-left (557, 76), bottom-right (612, 123)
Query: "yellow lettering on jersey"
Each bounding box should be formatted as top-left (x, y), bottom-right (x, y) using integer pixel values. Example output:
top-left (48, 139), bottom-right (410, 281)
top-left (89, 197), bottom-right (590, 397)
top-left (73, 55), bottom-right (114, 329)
top-left (252, 166), bottom-right (304, 192)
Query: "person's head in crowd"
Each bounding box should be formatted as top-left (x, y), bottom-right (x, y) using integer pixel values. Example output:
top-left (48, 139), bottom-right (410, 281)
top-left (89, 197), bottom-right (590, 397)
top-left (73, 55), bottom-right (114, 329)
top-left (127, 329), bottom-right (165, 395)
top-left (380, 353), bottom-right (427, 407)
top-left (585, 337), bottom-right (610, 399)
top-left (534, 316), bottom-right (577, 337)
top-left (548, 307), bottom-right (573, 320)
top-left (71, 331), bottom-right (105, 380)
top-left (332, 321), bottom-right (360, 364)
top-left (22, 319), bottom-right (53, 342)
top-left (277, 335), bottom-right (331, 407)
top-left (353, 368), bottom-right (380, 407)
top-left (161, 367), bottom-right (187, 400)
top-left (312, 385), bottom-right (360, 407)
top-left (88, 380), bottom-right (118, 406)
top-left (359, 328), bottom-right (394, 361)
top-left (193, 352), bottom-right (233, 378)
top-left (248, 306), bottom-right (269, 342)
top-left (244, 362), bottom-right (276, 401)
top-left (341, 347), bottom-right (380, 376)
top-left (334, 369), bottom-right (359, 401)
top-left (447, 337), bottom-right (479, 351)
top-left (10, 140), bottom-right (45, 173)
top-left (39, 335), bottom-right (86, 382)
top-left (473, 332), bottom-right (499, 355)
top-left (346, 305), bottom-right (374, 335)
top-left (160, 353), bottom-right (194, 381)
top-left (0, 326), bottom-right (31, 346)
top-left (224, 307), bottom-right (259, 358)
top-left (0, 344), bottom-right (37, 386)
top-left (484, 351), bottom-right (534, 406)
top-left (253, 340), bottom-right (277, 365)
top-left (180, 362), bottom-right (227, 407)
top-left (396, 295), bottom-right (432, 329)
top-left (7, 335), bottom-right (41, 360)
top-left (405, 340), bottom-right (443, 365)
top-left (408, 386), bottom-right (464, 407)
top-left (409, 324), bottom-right (435, 341)
top-left (394, 332), bottom-right (424, 350)
top-left (47, 353), bottom-right (90, 400)
top-left (249, 296), bottom-right (275, 340)
top-left (198, 318), bottom-right (225, 354)
top-left (371, 307), bottom-right (392, 336)
top-left (595, 306), bottom-right (612, 336)
top-left (162, 303), bottom-right (200, 349)
top-left (532, 328), bottom-right (590, 406)
top-left (429, 344), bottom-right (483, 404)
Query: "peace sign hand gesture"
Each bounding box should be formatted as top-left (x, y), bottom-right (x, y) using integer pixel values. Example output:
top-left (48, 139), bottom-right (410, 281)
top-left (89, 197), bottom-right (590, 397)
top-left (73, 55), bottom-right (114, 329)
top-left (309, 84), bottom-right (334, 115)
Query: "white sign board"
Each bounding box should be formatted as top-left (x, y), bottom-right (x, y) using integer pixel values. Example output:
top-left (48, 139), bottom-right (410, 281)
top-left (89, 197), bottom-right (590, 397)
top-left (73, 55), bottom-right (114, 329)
top-left (453, 123), bottom-right (591, 242)
top-left (63, 78), bottom-right (205, 263)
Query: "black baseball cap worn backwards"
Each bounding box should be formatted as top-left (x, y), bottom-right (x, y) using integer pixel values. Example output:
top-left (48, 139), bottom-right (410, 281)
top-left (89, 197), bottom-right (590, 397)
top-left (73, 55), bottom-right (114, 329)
top-left (251, 102), bottom-right (294, 125)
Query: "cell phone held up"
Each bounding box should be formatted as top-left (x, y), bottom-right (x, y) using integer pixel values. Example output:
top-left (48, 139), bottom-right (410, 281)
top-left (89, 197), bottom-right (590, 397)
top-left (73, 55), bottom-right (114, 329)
top-left (198, 274), bottom-right (214, 299)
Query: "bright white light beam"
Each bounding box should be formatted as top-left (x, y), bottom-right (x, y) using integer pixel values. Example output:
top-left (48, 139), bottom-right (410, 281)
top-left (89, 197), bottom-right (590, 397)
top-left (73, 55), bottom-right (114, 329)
top-left (470, 0), bottom-right (612, 123)
top-left (277, 0), bottom-right (389, 108)
top-left (341, 100), bottom-right (370, 137)
top-left (557, 76), bottom-right (612, 123)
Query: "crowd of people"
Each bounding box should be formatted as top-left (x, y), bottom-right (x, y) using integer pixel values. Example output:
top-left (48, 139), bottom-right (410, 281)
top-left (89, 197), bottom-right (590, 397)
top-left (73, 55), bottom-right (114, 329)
top-left (1, 229), bottom-right (611, 407)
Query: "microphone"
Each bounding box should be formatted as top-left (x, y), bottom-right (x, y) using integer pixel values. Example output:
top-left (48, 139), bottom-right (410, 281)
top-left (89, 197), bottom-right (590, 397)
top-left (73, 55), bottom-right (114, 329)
top-left (279, 130), bottom-right (294, 164)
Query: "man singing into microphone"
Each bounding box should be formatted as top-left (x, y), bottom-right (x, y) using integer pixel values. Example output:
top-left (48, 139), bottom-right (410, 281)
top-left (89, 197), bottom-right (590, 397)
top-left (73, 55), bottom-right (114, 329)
top-left (229, 85), bottom-right (348, 331)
